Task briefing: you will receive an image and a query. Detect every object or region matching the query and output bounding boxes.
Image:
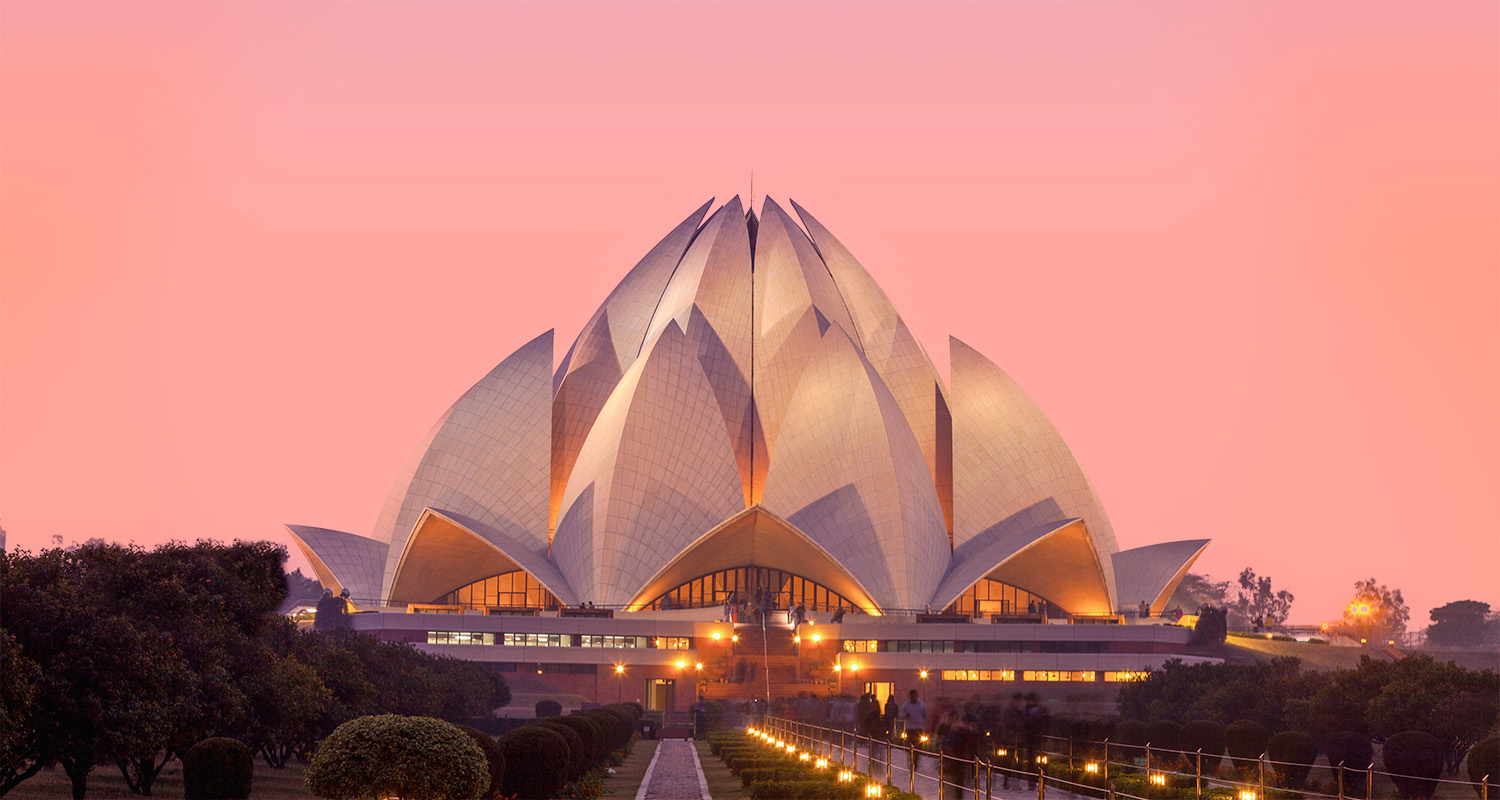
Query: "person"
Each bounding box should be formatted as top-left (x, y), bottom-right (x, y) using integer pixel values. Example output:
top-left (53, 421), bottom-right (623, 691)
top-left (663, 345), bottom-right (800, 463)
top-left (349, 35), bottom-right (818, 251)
top-left (1253, 614), bottom-right (1264, 633)
top-left (855, 693), bottom-right (879, 762)
top-left (723, 595), bottom-right (733, 623)
top-left (1028, 599), bottom-right (1038, 615)
top-left (940, 712), bottom-right (980, 800)
top-left (1168, 604), bottom-right (1184, 622)
top-left (1138, 599), bottom-right (1150, 619)
top-left (830, 605), bottom-right (847, 623)
top-left (1022, 693), bottom-right (1048, 789)
top-left (795, 602), bottom-right (807, 627)
top-left (693, 694), bottom-right (709, 739)
top-left (882, 694), bottom-right (898, 761)
top-left (899, 689), bottom-right (928, 772)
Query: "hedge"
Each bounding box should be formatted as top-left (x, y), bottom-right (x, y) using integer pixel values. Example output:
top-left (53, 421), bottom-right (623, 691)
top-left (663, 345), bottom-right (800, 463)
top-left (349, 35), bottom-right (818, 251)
top-left (454, 724), bottom-right (506, 800)
top-left (1181, 721), bottom-right (1225, 774)
top-left (550, 714), bottom-right (605, 768)
top-left (1266, 731), bottom-right (1317, 790)
top-left (183, 737), bottom-right (254, 800)
top-left (1468, 738), bottom-right (1499, 799)
top-left (1224, 720), bottom-right (1270, 771)
top-left (305, 715), bottom-right (488, 800)
top-left (739, 767), bottom-right (818, 788)
top-left (496, 725), bottom-right (571, 800)
top-left (536, 699), bottom-right (563, 719)
top-left (1325, 731), bottom-right (1374, 798)
top-left (535, 721), bottom-right (590, 780)
top-left (748, 780), bottom-right (867, 799)
top-left (1114, 720), bottom-right (1148, 759)
top-left (1383, 731), bottom-right (1444, 800)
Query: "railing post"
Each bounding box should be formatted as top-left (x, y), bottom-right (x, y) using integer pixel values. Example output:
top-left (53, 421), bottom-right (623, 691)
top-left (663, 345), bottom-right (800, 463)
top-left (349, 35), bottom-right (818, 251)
top-left (1259, 753), bottom-right (1267, 800)
top-left (987, 760), bottom-right (993, 800)
top-left (1338, 760), bottom-right (1345, 800)
top-left (1479, 774), bottom-right (1487, 800)
top-left (1038, 764), bottom-right (1046, 800)
top-left (1109, 780), bottom-right (1117, 800)
top-left (910, 738), bottom-right (916, 794)
top-left (1147, 743), bottom-right (1152, 779)
top-left (887, 734), bottom-right (893, 785)
top-left (1104, 739), bottom-right (1110, 782)
top-left (1070, 739), bottom-right (1075, 771)
top-left (1367, 763), bottom-right (1375, 800)
top-left (1196, 749), bottom-right (1203, 800)
top-left (939, 748), bottom-right (945, 799)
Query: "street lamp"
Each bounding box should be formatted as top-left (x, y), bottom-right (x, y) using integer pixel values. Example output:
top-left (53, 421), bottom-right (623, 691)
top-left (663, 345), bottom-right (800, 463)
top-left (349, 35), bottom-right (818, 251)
top-left (614, 664), bottom-right (624, 702)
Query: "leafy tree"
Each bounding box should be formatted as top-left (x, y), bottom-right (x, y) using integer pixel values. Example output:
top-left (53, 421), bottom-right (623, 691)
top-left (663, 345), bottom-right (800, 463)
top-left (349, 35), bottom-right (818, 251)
top-left (280, 568), bottom-right (327, 613)
top-left (1332, 578), bottom-right (1410, 644)
top-left (1425, 601), bottom-right (1496, 648)
top-left (242, 651), bottom-right (332, 768)
top-left (1169, 573), bottom-right (1233, 613)
top-left (0, 629), bottom-right (42, 795)
top-left (1191, 606), bottom-right (1228, 645)
top-left (1233, 568), bottom-right (1295, 626)
top-left (305, 715), bottom-right (487, 800)
top-left (1364, 655), bottom-right (1499, 775)
top-left (1116, 657), bottom-right (1327, 730)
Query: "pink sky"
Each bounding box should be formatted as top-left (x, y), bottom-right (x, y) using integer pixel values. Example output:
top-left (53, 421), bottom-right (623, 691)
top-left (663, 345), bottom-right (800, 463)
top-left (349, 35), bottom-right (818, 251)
top-left (2, 2), bottom-right (1495, 626)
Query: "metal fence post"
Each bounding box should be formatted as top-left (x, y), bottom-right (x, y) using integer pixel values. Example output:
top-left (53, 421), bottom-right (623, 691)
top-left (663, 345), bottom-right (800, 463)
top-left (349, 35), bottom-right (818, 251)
top-left (910, 739), bottom-right (916, 794)
top-left (939, 749), bottom-right (945, 799)
top-left (1104, 739), bottom-right (1110, 782)
top-left (1197, 749), bottom-right (1203, 800)
top-left (1039, 765), bottom-right (1046, 800)
top-left (987, 760), bottom-right (993, 800)
top-left (1479, 774), bottom-right (1487, 800)
top-left (1337, 760), bottom-right (1345, 800)
top-left (1259, 753), bottom-right (1267, 800)
top-left (1367, 763), bottom-right (1375, 800)
top-left (1109, 780), bottom-right (1117, 800)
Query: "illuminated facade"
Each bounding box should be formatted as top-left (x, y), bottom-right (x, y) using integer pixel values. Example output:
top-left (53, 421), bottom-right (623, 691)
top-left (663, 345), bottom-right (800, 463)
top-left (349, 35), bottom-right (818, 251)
top-left (287, 197), bottom-right (1215, 712)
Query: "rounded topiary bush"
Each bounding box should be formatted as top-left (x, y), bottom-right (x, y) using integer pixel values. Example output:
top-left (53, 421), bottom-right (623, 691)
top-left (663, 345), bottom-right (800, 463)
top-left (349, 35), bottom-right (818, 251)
top-left (496, 725), bottom-right (571, 799)
top-left (624, 701), bottom-right (645, 718)
top-left (1181, 720), bottom-right (1225, 774)
top-left (454, 724), bottom-right (506, 800)
top-left (536, 699), bottom-right (563, 719)
top-left (183, 737), bottom-right (253, 800)
top-left (1114, 719), bottom-right (1148, 759)
top-left (553, 714), bottom-right (604, 769)
top-left (1267, 731), bottom-right (1318, 790)
top-left (1224, 720), bottom-right (1270, 771)
top-left (1467, 738), bottom-right (1499, 799)
top-left (1325, 732), bottom-right (1374, 799)
top-left (582, 708), bottom-right (631, 752)
top-left (306, 715), bottom-right (487, 800)
top-left (1383, 731), bottom-right (1444, 800)
top-left (1146, 720), bottom-right (1183, 768)
top-left (535, 721), bottom-right (588, 780)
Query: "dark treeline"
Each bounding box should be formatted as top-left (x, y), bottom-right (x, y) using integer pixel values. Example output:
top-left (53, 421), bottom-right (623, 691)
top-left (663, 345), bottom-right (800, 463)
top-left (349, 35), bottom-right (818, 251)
top-left (0, 541), bottom-right (510, 799)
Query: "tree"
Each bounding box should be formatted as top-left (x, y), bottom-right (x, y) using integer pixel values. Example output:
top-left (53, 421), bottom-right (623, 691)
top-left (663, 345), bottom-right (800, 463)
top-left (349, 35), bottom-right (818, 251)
top-left (1332, 578), bottom-right (1410, 644)
top-left (1233, 568), bottom-right (1295, 626)
top-left (1425, 601), bottom-right (1496, 648)
top-left (1364, 655), bottom-right (1499, 775)
top-left (1168, 572), bottom-right (1232, 612)
top-left (305, 715), bottom-right (487, 800)
top-left (0, 629), bottom-right (42, 795)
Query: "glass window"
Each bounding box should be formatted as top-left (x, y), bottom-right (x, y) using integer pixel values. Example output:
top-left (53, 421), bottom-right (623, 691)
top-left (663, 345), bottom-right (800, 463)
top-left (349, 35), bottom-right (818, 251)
top-left (439, 571), bottom-right (561, 612)
top-left (642, 566), bottom-right (856, 613)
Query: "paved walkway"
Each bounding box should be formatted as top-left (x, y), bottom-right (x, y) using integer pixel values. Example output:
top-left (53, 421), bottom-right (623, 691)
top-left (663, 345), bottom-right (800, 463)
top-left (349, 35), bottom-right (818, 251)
top-left (828, 740), bottom-right (1091, 800)
top-left (636, 739), bottom-right (712, 800)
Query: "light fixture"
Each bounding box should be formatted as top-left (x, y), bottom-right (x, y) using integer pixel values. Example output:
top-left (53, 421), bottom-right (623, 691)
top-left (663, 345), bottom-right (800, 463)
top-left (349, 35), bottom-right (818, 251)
top-left (812, 634), bottom-right (821, 642)
top-left (1150, 773), bottom-right (1167, 787)
top-left (866, 784), bottom-right (884, 798)
top-left (695, 662), bottom-right (703, 670)
top-left (850, 663), bottom-right (859, 672)
top-left (833, 663), bottom-right (841, 672)
top-left (712, 632), bottom-right (722, 640)
top-left (919, 735), bottom-right (929, 743)
top-left (1036, 755), bottom-right (1047, 764)
top-left (794, 635), bottom-right (801, 643)
top-left (838, 771), bottom-right (855, 783)
top-left (1085, 763), bottom-right (1099, 774)
top-left (800, 753), bottom-right (811, 762)
top-left (996, 749), bottom-right (1007, 756)
top-left (732, 634), bottom-right (739, 642)
top-left (676, 660), bottom-right (686, 669)
top-left (919, 669), bottom-right (928, 679)
top-left (1240, 792), bottom-right (1257, 800)
top-left (816, 759), bottom-right (828, 769)
top-left (615, 665), bottom-right (625, 674)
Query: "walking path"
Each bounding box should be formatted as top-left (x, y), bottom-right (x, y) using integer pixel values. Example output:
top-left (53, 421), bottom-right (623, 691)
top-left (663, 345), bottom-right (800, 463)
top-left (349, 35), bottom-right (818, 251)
top-left (836, 740), bottom-right (1092, 800)
top-left (636, 739), bottom-right (712, 800)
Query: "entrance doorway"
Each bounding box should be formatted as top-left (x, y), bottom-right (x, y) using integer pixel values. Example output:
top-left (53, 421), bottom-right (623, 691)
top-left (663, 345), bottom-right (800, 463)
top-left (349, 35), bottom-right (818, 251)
top-left (864, 681), bottom-right (895, 707)
top-left (647, 678), bottom-right (676, 711)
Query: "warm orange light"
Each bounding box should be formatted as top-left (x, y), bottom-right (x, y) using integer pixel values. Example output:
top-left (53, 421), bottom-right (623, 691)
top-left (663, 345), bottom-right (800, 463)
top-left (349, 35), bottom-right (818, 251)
top-left (816, 759), bottom-right (828, 769)
top-left (850, 663), bottom-right (859, 672)
top-left (1085, 763), bottom-right (1099, 774)
top-left (866, 783), bottom-right (884, 797)
top-left (712, 631), bottom-right (722, 640)
top-left (732, 635), bottom-right (739, 642)
top-left (833, 663), bottom-right (841, 672)
top-left (695, 662), bottom-right (703, 670)
top-left (615, 664), bottom-right (625, 674)
top-left (794, 635), bottom-right (801, 643)
top-left (1150, 773), bottom-right (1167, 787)
top-left (676, 660), bottom-right (686, 669)
top-left (812, 634), bottom-right (821, 642)
top-left (919, 669), bottom-right (928, 679)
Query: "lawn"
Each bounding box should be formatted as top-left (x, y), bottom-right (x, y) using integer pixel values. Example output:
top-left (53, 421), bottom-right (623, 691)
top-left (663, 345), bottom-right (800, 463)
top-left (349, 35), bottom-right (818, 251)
top-left (5, 759), bottom-right (316, 799)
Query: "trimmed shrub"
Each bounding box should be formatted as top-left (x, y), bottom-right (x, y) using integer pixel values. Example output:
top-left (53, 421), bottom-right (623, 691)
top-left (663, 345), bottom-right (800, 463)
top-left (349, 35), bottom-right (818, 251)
top-left (1325, 732), bottom-right (1374, 799)
top-left (496, 725), bottom-right (571, 800)
top-left (305, 715), bottom-right (487, 800)
top-left (739, 767), bottom-right (818, 787)
top-left (625, 700), bottom-right (645, 718)
top-left (726, 755), bottom-right (798, 774)
top-left (1467, 738), bottom-right (1499, 799)
top-left (1383, 731), bottom-right (1444, 800)
top-left (1267, 731), bottom-right (1318, 790)
top-left (1181, 721), bottom-right (1225, 774)
top-left (536, 699), bottom-right (563, 719)
top-left (1224, 720), bottom-right (1270, 771)
top-left (580, 709), bottom-right (629, 751)
top-left (748, 779), bottom-right (866, 799)
top-left (551, 714), bottom-right (604, 768)
top-left (454, 724), bottom-right (506, 800)
top-left (535, 721), bottom-right (589, 780)
top-left (1115, 719), bottom-right (1148, 759)
top-left (1146, 720), bottom-right (1183, 768)
top-left (183, 737), bottom-right (253, 800)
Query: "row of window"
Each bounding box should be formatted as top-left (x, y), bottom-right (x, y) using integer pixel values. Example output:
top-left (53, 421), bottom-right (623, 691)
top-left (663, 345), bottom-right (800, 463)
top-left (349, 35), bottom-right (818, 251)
top-left (844, 640), bottom-right (1112, 654)
top-left (426, 632), bottom-right (691, 649)
top-left (938, 669), bottom-right (1151, 683)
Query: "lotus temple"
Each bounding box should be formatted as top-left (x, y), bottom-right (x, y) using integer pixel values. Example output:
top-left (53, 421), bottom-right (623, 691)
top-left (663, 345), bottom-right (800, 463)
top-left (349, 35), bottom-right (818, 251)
top-left (288, 196), bottom-right (1215, 714)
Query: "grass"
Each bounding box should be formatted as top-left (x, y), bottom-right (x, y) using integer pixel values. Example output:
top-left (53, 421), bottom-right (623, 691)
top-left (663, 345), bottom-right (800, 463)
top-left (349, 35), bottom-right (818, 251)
top-left (5, 759), bottom-right (316, 799)
top-left (598, 739), bottom-right (660, 800)
top-left (695, 739), bottom-right (751, 800)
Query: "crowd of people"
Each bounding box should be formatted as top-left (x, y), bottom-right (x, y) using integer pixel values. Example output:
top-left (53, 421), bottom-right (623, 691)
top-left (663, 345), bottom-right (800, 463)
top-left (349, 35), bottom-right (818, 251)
top-left (733, 691), bottom-right (1056, 800)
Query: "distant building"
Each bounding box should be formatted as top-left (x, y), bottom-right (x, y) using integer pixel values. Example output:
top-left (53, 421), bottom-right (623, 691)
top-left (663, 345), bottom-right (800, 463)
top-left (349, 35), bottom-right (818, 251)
top-left (287, 197), bottom-right (1214, 713)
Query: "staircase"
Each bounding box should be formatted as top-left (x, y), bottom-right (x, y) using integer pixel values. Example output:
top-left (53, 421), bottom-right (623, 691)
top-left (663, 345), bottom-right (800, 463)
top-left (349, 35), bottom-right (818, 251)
top-left (701, 623), bottom-right (827, 702)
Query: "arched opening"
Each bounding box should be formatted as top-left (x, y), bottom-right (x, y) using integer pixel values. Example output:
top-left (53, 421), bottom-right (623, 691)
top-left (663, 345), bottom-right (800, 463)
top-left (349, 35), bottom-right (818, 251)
top-left (439, 570), bottom-right (561, 612)
top-left (641, 565), bottom-right (857, 613)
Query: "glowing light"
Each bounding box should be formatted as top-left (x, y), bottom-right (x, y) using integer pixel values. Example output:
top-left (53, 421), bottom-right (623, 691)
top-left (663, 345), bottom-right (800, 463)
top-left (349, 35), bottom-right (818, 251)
top-left (800, 753), bottom-right (811, 762)
top-left (996, 749), bottom-right (1007, 757)
top-left (1150, 774), bottom-right (1167, 787)
top-left (919, 735), bottom-right (929, 743)
top-left (1240, 792), bottom-right (1257, 800)
top-left (1265, 633), bottom-right (1272, 639)
top-left (794, 636), bottom-right (801, 643)
top-left (1036, 755), bottom-right (1047, 764)
top-left (850, 663), bottom-right (860, 672)
top-left (696, 663), bottom-right (703, 670)
top-left (866, 784), bottom-right (884, 798)
top-left (732, 635), bottom-right (739, 642)
top-left (816, 759), bottom-right (828, 769)
top-left (615, 665), bottom-right (625, 674)
top-left (919, 670), bottom-right (928, 679)
top-left (834, 663), bottom-right (841, 672)
top-left (838, 771), bottom-right (855, 783)
top-left (812, 634), bottom-right (821, 642)
top-left (712, 632), bottom-right (722, 640)
top-left (1085, 763), bottom-right (1099, 774)
top-left (676, 660), bottom-right (686, 669)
